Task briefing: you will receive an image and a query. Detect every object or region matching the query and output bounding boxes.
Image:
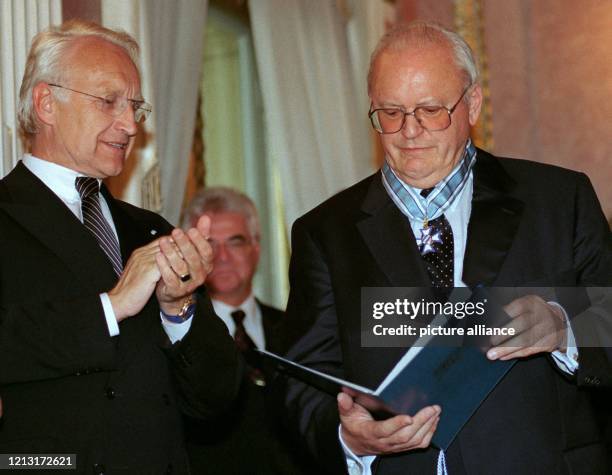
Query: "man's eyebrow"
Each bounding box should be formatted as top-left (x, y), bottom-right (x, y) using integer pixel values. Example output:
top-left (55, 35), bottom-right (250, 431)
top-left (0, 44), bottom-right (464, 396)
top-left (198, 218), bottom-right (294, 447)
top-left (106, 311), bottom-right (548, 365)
top-left (414, 97), bottom-right (445, 107)
top-left (97, 86), bottom-right (144, 102)
top-left (374, 101), bottom-right (405, 109)
top-left (374, 97), bottom-right (444, 109)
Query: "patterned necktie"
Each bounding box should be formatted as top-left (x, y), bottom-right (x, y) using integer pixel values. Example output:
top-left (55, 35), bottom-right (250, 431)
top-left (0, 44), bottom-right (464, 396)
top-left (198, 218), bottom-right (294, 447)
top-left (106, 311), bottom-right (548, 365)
top-left (75, 177), bottom-right (123, 276)
top-left (419, 188), bottom-right (454, 287)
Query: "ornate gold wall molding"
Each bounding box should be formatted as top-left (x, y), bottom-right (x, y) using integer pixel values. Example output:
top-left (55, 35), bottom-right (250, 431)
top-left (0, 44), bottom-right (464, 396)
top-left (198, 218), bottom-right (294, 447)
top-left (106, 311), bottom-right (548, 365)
top-left (453, 0), bottom-right (493, 150)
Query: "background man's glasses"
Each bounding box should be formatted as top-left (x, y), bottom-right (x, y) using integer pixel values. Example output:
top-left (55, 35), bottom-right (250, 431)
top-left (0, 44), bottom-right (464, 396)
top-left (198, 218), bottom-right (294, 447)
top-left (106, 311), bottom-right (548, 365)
top-left (369, 85), bottom-right (471, 134)
top-left (208, 236), bottom-right (254, 255)
top-left (48, 83), bottom-right (152, 123)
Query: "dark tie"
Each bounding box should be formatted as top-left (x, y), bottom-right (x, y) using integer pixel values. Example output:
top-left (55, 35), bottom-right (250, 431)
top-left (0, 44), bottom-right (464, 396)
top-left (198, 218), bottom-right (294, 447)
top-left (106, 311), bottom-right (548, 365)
top-left (75, 177), bottom-right (123, 276)
top-left (231, 310), bottom-right (257, 353)
top-left (231, 309), bottom-right (265, 386)
top-left (420, 188), bottom-right (454, 287)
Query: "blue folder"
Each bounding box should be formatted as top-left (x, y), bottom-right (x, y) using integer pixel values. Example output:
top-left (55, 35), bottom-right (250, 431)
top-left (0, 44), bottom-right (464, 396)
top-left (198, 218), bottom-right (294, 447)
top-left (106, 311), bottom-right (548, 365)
top-left (259, 288), bottom-right (516, 450)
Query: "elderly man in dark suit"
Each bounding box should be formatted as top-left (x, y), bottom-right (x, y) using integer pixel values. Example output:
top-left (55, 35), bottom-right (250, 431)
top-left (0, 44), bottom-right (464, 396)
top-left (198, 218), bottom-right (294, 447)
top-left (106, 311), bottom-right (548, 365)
top-left (0, 20), bottom-right (241, 474)
top-left (280, 22), bottom-right (612, 475)
top-left (182, 187), bottom-right (312, 474)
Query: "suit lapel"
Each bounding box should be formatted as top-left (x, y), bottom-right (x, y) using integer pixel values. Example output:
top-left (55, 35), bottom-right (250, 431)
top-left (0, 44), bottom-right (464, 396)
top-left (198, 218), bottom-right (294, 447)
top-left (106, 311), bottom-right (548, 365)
top-left (462, 150), bottom-right (525, 286)
top-left (0, 162), bottom-right (117, 290)
top-left (259, 302), bottom-right (280, 336)
top-left (258, 300), bottom-right (287, 354)
top-left (356, 174), bottom-right (431, 286)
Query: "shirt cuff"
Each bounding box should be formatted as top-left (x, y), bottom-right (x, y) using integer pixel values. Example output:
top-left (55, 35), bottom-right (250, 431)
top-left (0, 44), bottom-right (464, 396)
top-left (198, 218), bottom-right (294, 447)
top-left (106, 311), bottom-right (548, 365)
top-left (161, 313), bottom-right (193, 344)
top-left (338, 424), bottom-right (376, 475)
top-left (548, 301), bottom-right (579, 374)
top-left (100, 293), bottom-right (120, 337)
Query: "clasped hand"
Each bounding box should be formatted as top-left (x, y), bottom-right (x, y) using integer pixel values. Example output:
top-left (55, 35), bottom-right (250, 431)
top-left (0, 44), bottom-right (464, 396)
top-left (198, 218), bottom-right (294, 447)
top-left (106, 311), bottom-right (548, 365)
top-left (109, 215), bottom-right (213, 321)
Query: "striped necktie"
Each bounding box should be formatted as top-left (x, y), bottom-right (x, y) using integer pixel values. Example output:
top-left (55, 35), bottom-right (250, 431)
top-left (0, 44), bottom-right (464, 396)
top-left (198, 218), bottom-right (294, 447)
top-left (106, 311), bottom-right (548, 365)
top-left (75, 177), bottom-right (123, 276)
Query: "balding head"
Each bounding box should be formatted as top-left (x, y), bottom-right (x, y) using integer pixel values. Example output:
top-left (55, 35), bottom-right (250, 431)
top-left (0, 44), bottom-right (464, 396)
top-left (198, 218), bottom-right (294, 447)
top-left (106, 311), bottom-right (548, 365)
top-left (367, 21), bottom-right (478, 96)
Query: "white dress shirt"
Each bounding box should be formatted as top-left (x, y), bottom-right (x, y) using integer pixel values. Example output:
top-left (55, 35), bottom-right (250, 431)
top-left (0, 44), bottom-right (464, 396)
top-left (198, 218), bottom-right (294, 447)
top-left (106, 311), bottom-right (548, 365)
top-left (22, 154), bottom-right (190, 343)
top-left (212, 294), bottom-right (266, 349)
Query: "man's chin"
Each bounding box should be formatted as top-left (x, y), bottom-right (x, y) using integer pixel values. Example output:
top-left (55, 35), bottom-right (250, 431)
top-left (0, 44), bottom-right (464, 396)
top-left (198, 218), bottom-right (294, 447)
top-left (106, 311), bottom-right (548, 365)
top-left (207, 278), bottom-right (242, 296)
top-left (95, 157), bottom-right (126, 179)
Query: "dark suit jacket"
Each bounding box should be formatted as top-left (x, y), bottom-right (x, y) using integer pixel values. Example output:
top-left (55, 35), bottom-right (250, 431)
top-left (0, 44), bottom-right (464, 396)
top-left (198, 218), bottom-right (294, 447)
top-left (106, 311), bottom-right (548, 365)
top-left (281, 150), bottom-right (612, 475)
top-left (185, 301), bottom-right (314, 474)
top-left (0, 162), bottom-right (242, 474)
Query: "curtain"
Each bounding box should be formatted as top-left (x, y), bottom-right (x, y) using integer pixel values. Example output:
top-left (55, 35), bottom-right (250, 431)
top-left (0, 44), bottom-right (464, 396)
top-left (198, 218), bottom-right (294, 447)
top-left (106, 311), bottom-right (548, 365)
top-left (249, 0), bottom-right (376, 230)
top-left (0, 0), bottom-right (62, 178)
top-left (346, 0), bottom-right (391, 111)
top-left (102, 0), bottom-right (208, 225)
top-left (201, 9), bottom-right (289, 308)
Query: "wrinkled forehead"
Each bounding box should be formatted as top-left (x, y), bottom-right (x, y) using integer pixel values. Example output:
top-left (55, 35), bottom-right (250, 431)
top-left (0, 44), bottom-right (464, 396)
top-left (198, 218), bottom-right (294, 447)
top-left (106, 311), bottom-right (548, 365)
top-left (63, 36), bottom-right (142, 96)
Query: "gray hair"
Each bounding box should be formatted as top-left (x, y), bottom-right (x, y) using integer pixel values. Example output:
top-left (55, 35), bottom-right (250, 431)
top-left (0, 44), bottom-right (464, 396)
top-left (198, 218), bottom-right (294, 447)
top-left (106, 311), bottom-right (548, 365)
top-left (181, 187), bottom-right (260, 241)
top-left (18, 19), bottom-right (140, 141)
top-left (367, 21), bottom-right (479, 94)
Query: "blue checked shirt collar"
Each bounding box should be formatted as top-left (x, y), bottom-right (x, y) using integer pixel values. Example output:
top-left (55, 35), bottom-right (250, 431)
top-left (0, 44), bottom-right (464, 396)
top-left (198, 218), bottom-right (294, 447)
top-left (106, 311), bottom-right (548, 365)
top-left (381, 140), bottom-right (477, 225)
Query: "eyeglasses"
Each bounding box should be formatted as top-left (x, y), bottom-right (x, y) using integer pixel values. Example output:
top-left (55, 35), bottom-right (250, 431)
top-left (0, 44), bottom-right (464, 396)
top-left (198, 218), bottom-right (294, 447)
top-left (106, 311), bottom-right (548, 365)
top-left (48, 83), bottom-right (152, 123)
top-left (368, 85), bottom-right (471, 134)
top-left (208, 236), bottom-right (255, 255)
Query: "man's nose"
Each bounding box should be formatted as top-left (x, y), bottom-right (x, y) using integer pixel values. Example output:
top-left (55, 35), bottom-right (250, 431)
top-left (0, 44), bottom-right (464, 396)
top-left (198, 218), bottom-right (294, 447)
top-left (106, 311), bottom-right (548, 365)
top-left (115, 104), bottom-right (138, 136)
top-left (214, 243), bottom-right (230, 262)
top-left (400, 113), bottom-right (423, 139)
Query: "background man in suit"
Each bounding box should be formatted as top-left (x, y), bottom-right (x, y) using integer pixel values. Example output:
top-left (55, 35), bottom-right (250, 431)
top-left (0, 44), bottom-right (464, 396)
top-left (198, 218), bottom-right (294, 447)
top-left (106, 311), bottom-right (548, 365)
top-left (181, 187), bottom-right (311, 474)
top-left (280, 22), bottom-right (611, 475)
top-left (0, 20), bottom-right (241, 474)
top-left (181, 187), bottom-right (286, 356)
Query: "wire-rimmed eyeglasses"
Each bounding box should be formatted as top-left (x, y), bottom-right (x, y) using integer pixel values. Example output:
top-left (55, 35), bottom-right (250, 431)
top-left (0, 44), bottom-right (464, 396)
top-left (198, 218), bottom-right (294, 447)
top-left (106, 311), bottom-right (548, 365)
top-left (207, 235), bottom-right (255, 255)
top-left (369, 85), bottom-right (472, 134)
top-left (48, 83), bottom-right (152, 123)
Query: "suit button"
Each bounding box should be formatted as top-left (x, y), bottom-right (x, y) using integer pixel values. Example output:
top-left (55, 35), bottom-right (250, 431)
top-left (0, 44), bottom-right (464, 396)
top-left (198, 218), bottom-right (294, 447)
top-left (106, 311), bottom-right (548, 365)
top-left (162, 393), bottom-right (171, 406)
top-left (105, 387), bottom-right (116, 399)
top-left (92, 463), bottom-right (105, 474)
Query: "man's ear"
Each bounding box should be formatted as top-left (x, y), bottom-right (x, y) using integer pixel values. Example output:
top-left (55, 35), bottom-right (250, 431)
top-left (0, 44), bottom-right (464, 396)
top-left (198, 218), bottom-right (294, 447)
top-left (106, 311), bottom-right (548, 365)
top-left (467, 83), bottom-right (483, 127)
top-left (32, 83), bottom-right (57, 127)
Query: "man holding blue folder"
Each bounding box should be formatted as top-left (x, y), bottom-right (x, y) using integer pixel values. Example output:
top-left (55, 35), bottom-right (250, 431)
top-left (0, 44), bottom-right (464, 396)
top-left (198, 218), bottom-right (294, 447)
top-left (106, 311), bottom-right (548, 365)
top-left (281, 21), bottom-right (611, 475)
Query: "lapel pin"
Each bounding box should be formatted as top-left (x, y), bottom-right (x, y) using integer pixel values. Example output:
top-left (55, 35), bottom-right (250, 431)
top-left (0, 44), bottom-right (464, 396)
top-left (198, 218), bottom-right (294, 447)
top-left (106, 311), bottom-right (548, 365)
top-left (150, 229), bottom-right (158, 235)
